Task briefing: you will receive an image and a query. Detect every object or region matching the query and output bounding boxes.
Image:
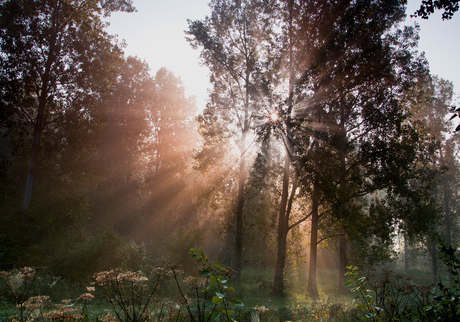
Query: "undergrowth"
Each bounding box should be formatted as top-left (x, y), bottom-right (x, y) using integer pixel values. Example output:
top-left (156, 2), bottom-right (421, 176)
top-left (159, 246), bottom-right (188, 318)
top-left (1, 240), bottom-right (460, 321)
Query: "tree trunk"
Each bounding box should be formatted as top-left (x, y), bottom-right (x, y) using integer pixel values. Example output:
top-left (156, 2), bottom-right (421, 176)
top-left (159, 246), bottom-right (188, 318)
top-left (404, 232), bottom-right (409, 271)
top-left (23, 49), bottom-right (57, 210)
top-left (234, 131), bottom-right (246, 282)
top-left (431, 237), bottom-right (438, 283)
top-left (22, 8), bottom-right (59, 210)
top-left (273, 150), bottom-right (291, 295)
top-left (234, 69), bottom-right (250, 282)
top-left (338, 233), bottom-right (348, 293)
top-left (23, 116), bottom-right (44, 210)
top-left (307, 183), bottom-right (319, 297)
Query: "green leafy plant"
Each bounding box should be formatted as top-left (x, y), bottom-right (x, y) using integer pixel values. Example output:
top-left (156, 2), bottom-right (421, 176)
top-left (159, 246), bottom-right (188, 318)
top-left (424, 238), bottom-right (460, 321)
top-left (189, 246), bottom-right (244, 321)
top-left (345, 265), bottom-right (382, 321)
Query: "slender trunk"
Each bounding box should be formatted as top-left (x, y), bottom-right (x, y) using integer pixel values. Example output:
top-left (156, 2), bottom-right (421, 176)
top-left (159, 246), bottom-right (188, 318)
top-left (234, 69), bottom-right (250, 282)
top-left (234, 130), bottom-right (246, 282)
top-left (23, 109), bottom-right (45, 210)
top-left (23, 26), bottom-right (58, 210)
top-left (444, 188), bottom-right (452, 245)
top-left (338, 233), bottom-right (348, 293)
top-left (444, 187), bottom-right (453, 284)
top-left (307, 183), bottom-right (319, 297)
top-left (337, 100), bottom-right (348, 293)
top-left (431, 237), bottom-right (438, 283)
top-left (272, 0), bottom-right (295, 295)
top-left (404, 232), bottom-right (409, 271)
top-left (273, 150), bottom-right (291, 295)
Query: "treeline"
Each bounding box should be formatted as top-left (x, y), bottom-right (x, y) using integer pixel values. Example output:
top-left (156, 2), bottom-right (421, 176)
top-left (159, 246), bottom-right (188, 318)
top-left (186, 0), bottom-right (460, 296)
top-left (0, 0), bottom-right (459, 299)
top-left (0, 0), bottom-right (204, 281)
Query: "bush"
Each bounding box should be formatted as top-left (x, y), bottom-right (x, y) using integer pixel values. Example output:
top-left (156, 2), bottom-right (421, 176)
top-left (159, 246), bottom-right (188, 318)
top-left (52, 230), bottom-right (150, 282)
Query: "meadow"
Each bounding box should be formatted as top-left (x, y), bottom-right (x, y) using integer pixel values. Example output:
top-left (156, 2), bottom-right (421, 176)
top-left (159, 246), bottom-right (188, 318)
top-left (1, 245), bottom-right (458, 322)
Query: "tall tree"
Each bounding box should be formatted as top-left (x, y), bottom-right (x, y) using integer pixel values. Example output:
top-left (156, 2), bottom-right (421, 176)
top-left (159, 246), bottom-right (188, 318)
top-left (90, 56), bottom-right (155, 234)
top-left (187, 0), bottom-right (275, 281)
top-left (286, 0), bottom-right (433, 295)
top-left (0, 0), bottom-right (135, 210)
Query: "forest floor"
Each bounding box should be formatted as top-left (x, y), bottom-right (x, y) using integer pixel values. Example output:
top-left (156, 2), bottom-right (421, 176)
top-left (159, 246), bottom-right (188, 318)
top-left (0, 264), bottom-right (444, 321)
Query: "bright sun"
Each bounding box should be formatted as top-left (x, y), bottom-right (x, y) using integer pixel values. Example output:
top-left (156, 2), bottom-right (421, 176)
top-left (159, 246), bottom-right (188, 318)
top-left (270, 112), bottom-right (278, 122)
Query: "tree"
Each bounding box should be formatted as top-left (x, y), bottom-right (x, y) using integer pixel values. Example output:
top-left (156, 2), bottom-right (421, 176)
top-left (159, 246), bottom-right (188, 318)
top-left (89, 56), bottom-right (155, 235)
top-left (150, 68), bottom-right (198, 177)
top-left (412, 0), bottom-right (459, 20)
top-left (286, 0), bottom-right (435, 295)
top-left (142, 68), bottom-right (201, 248)
top-left (407, 76), bottom-right (460, 280)
top-left (187, 0), bottom-right (275, 281)
top-left (0, 0), bottom-right (135, 210)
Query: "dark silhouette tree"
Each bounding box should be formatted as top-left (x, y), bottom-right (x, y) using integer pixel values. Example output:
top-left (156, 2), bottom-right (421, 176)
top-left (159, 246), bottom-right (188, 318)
top-left (412, 0), bottom-right (459, 20)
top-left (0, 0), bottom-right (135, 210)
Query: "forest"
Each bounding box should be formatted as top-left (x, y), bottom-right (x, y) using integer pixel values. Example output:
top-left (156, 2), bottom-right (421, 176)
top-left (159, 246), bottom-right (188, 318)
top-left (1, 0), bottom-right (460, 321)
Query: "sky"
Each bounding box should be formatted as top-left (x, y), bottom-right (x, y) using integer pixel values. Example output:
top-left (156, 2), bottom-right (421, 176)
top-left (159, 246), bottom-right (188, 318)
top-left (104, 0), bottom-right (460, 110)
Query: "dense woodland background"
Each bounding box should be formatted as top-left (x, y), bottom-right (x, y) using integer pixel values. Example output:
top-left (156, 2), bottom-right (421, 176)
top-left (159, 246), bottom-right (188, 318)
top-left (1, 0), bottom-right (459, 300)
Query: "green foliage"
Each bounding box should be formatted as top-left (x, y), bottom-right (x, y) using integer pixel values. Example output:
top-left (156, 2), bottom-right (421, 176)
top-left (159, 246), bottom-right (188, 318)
top-left (190, 246), bottom-right (244, 321)
top-left (0, 267), bottom-right (91, 322)
top-left (53, 230), bottom-right (150, 282)
top-left (163, 228), bottom-right (205, 273)
top-left (345, 266), bottom-right (382, 321)
top-left (344, 239), bottom-right (460, 322)
top-left (425, 238), bottom-right (460, 320)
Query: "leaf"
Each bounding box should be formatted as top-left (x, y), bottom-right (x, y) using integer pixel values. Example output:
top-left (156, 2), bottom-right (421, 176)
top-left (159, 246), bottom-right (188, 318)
top-left (344, 279), bottom-right (354, 287)
top-left (357, 304), bottom-right (367, 310)
top-left (226, 286), bottom-right (235, 292)
top-left (450, 114), bottom-right (457, 120)
top-left (212, 296), bottom-right (223, 305)
top-left (351, 286), bottom-right (361, 292)
top-left (215, 291), bottom-right (226, 298)
top-left (230, 298), bottom-right (244, 306)
top-left (210, 309), bottom-right (221, 321)
top-left (201, 269), bottom-right (211, 276)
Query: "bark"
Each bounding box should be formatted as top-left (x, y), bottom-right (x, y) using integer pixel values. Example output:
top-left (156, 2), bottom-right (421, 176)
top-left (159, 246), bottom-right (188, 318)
top-left (234, 70), bottom-right (250, 282)
top-left (307, 183), bottom-right (319, 297)
top-left (338, 232), bottom-right (348, 293)
top-left (404, 232), bottom-right (409, 271)
top-left (234, 130), bottom-right (246, 282)
top-left (23, 19), bottom-right (59, 210)
top-left (273, 150), bottom-right (291, 295)
top-left (431, 237), bottom-right (438, 283)
top-left (444, 187), bottom-right (452, 245)
top-left (337, 97), bottom-right (348, 293)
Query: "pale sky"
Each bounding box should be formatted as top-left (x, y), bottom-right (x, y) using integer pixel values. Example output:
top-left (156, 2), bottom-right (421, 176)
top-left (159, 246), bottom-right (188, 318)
top-left (105, 0), bottom-right (460, 110)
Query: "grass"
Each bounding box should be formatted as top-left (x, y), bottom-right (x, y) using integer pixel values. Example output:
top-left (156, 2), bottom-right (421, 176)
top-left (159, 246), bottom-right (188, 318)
top-left (0, 263), bottom-right (447, 321)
